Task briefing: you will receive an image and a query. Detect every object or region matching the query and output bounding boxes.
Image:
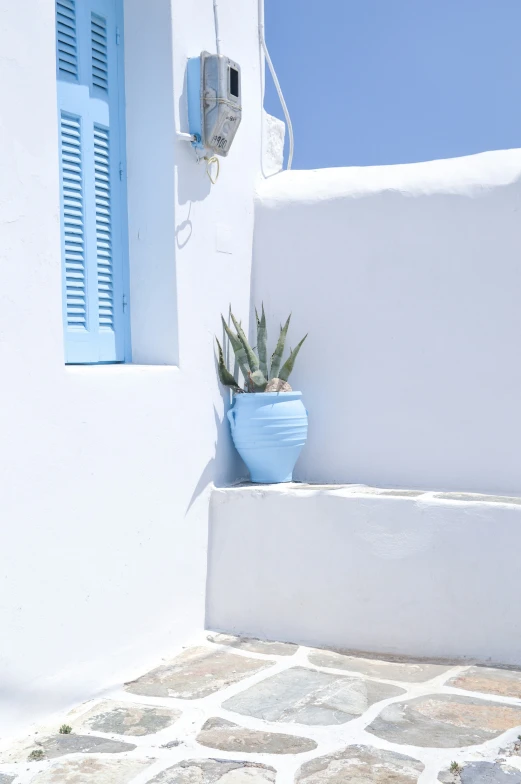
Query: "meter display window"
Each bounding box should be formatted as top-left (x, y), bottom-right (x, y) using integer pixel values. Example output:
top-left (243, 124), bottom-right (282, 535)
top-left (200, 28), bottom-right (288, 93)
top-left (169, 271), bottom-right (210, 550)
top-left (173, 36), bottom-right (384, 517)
top-left (229, 67), bottom-right (239, 98)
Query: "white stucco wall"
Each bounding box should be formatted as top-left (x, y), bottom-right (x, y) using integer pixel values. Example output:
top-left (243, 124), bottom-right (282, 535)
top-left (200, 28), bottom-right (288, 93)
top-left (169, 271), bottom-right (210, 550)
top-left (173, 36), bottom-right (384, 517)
top-left (0, 0), bottom-right (260, 735)
top-left (252, 150), bottom-right (521, 494)
top-left (207, 484), bottom-right (521, 666)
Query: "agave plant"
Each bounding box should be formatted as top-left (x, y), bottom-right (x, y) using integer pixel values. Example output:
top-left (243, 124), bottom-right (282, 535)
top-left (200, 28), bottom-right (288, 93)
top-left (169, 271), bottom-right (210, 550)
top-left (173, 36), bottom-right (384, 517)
top-left (216, 306), bottom-right (307, 393)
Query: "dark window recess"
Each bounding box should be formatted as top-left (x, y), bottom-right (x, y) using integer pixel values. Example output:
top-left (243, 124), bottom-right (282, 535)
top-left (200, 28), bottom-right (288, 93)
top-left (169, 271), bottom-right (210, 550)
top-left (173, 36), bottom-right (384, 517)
top-left (229, 67), bottom-right (239, 98)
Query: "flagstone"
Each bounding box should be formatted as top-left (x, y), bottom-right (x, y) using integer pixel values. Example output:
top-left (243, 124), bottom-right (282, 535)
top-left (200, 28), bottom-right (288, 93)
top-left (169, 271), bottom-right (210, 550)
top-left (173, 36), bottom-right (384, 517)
top-left (296, 745), bottom-right (424, 783)
top-left (447, 668), bottom-right (521, 700)
top-left (31, 734), bottom-right (136, 760)
top-left (74, 700), bottom-right (181, 736)
top-left (308, 649), bottom-right (450, 682)
top-left (223, 666), bottom-right (405, 725)
top-left (125, 646), bottom-right (273, 699)
top-left (366, 694), bottom-right (521, 748)
top-left (438, 761), bottom-right (521, 783)
top-left (208, 633), bottom-right (298, 656)
top-left (146, 759), bottom-right (276, 783)
top-left (29, 758), bottom-right (152, 784)
top-left (197, 716), bottom-right (317, 753)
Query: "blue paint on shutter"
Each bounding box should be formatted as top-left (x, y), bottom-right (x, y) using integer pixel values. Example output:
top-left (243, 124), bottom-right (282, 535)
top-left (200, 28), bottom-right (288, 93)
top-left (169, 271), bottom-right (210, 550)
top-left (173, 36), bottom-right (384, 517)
top-left (94, 125), bottom-right (114, 329)
top-left (60, 113), bottom-right (87, 329)
top-left (56, 0), bottom-right (78, 80)
top-left (56, 0), bottom-right (130, 363)
top-left (91, 14), bottom-right (109, 92)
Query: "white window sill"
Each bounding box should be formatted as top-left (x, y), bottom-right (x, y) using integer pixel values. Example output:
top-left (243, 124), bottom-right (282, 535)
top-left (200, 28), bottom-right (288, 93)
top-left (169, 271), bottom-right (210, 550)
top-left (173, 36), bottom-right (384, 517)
top-left (65, 364), bottom-right (180, 374)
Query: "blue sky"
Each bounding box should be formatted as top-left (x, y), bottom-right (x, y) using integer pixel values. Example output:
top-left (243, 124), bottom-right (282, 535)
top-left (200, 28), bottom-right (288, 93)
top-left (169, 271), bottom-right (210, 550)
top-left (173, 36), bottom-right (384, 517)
top-left (263, 0), bottom-right (521, 169)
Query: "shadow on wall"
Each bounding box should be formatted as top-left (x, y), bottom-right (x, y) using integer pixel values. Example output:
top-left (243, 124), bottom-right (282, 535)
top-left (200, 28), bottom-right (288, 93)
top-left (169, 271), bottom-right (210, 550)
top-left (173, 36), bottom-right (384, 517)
top-left (176, 73), bottom-right (211, 209)
top-left (186, 346), bottom-right (248, 514)
top-left (175, 199), bottom-right (193, 249)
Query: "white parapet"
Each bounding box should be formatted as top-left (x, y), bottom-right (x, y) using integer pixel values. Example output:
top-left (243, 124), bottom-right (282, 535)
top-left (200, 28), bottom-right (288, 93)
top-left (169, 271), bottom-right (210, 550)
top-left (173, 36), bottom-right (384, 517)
top-left (252, 149), bottom-right (521, 494)
top-left (207, 483), bottom-right (521, 666)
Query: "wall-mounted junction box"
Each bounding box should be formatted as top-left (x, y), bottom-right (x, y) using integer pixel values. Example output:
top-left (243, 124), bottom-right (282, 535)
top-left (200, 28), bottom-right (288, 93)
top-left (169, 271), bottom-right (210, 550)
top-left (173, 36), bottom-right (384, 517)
top-left (187, 51), bottom-right (242, 157)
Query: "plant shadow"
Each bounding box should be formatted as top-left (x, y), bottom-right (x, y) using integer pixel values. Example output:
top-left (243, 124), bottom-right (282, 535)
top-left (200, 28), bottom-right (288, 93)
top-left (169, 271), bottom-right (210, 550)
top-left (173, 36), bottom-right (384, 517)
top-left (185, 348), bottom-right (247, 515)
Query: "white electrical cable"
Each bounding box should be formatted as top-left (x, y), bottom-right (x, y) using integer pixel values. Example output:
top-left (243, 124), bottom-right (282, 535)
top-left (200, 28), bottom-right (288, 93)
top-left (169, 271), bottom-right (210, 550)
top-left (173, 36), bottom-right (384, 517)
top-left (258, 0), bottom-right (294, 170)
top-left (213, 0), bottom-right (221, 56)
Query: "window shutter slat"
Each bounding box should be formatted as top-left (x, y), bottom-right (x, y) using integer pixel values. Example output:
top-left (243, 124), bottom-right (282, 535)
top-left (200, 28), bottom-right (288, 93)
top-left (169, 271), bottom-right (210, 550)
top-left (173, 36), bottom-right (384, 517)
top-left (56, 0), bottom-right (78, 80)
top-left (61, 114), bottom-right (87, 330)
top-left (94, 125), bottom-right (114, 330)
top-left (91, 14), bottom-right (109, 93)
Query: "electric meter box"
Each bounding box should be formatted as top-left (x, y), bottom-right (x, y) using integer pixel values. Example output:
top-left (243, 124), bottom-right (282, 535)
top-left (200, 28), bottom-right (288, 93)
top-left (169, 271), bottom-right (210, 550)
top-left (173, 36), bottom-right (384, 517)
top-left (187, 51), bottom-right (242, 157)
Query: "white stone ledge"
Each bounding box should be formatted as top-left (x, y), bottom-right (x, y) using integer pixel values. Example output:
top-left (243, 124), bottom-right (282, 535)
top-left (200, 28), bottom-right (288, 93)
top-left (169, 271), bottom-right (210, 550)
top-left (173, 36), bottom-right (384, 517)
top-left (217, 482), bottom-right (521, 505)
top-left (207, 483), bottom-right (521, 666)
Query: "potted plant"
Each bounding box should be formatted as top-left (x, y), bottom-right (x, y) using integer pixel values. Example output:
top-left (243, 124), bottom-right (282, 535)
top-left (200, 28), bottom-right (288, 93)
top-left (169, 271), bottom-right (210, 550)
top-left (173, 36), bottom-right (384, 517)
top-left (216, 306), bottom-right (308, 483)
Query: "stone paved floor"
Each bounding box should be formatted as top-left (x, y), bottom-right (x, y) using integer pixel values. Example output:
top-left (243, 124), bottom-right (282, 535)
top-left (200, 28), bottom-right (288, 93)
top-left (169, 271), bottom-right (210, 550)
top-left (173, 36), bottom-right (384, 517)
top-left (2, 635), bottom-right (521, 783)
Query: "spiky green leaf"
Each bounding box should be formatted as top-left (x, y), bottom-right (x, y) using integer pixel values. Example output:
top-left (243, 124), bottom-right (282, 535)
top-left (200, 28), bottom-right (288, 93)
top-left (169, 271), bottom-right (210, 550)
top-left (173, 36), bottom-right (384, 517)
top-left (216, 338), bottom-right (242, 392)
top-left (257, 304), bottom-right (268, 378)
top-left (250, 369), bottom-right (267, 392)
top-left (221, 315), bottom-right (250, 385)
top-left (270, 314), bottom-right (291, 379)
top-left (231, 312), bottom-right (259, 373)
top-left (278, 334), bottom-right (308, 382)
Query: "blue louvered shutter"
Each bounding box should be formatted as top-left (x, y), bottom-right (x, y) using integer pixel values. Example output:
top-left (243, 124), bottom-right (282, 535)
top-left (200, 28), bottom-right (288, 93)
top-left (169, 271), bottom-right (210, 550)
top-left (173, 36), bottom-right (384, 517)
top-left (56, 0), bottom-right (129, 363)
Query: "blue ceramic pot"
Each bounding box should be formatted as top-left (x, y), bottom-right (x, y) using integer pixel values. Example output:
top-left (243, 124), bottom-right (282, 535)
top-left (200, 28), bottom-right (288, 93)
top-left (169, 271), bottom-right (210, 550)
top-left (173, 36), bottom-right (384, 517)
top-left (227, 392), bottom-right (308, 483)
